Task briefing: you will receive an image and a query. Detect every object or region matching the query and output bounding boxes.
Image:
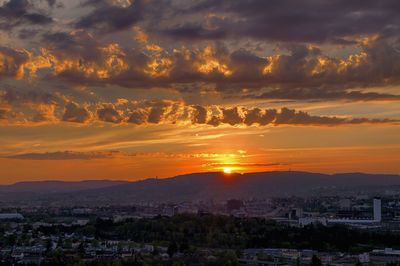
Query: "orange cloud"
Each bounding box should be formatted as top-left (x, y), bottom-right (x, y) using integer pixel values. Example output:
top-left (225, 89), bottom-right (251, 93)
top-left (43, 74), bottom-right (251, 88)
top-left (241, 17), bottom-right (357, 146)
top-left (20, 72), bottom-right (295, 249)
top-left (195, 46), bottom-right (232, 76)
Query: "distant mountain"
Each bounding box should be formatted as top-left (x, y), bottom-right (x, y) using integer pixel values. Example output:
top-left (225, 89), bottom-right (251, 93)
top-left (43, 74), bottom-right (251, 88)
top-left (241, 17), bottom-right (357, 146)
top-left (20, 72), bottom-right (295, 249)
top-left (0, 180), bottom-right (128, 195)
top-left (69, 171), bottom-right (400, 204)
top-left (1, 171), bottom-right (400, 205)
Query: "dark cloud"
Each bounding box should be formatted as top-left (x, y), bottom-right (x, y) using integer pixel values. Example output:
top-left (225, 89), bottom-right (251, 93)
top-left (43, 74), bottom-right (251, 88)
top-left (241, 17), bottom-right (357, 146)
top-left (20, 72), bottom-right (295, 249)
top-left (0, 0), bottom-right (53, 30)
top-left (243, 108), bottom-right (276, 126)
top-left (214, 106), bottom-right (398, 127)
top-left (3, 35), bottom-right (400, 103)
top-left (30, 31), bottom-right (400, 102)
top-left (127, 109), bottom-right (148, 125)
top-left (221, 107), bottom-right (243, 126)
top-left (1, 89), bottom-right (55, 105)
top-left (191, 105), bottom-right (207, 124)
top-left (161, 24), bottom-right (227, 41)
top-left (155, 0), bottom-right (400, 43)
top-left (204, 106), bottom-right (353, 127)
top-left (146, 100), bottom-right (172, 124)
top-left (45, 0), bottom-right (56, 7)
top-left (42, 32), bottom-right (77, 48)
top-left (0, 109), bottom-right (8, 119)
top-left (97, 104), bottom-right (123, 123)
top-left (0, 46), bottom-right (30, 78)
top-left (1, 94), bottom-right (397, 126)
top-left (224, 40), bottom-right (400, 98)
top-left (41, 31), bottom-right (103, 61)
top-left (18, 28), bottom-right (40, 39)
top-left (62, 102), bottom-right (91, 123)
top-left (0, 88), bottom-right (62, 124)
top-left (219, 107), bottom-right (398, 127)
top-left (253, 89), bottom-right (400, 102)
top-left (75, 0), bottom-right (144, 33)
top-left (102, 100), bottom-right (399, 127)
top-left (72, 0), bottom-right (399, 45)
top-left (23, 13), bottom-right (52, 24)
top-left (30, 104), bottom-right (56, 123)
top-left (207, 115), bottom-right (220, 127)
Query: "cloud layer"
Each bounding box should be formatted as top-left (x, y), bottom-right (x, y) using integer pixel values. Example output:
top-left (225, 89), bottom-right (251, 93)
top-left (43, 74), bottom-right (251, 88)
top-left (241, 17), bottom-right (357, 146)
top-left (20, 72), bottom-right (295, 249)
top-left (1, 32), bottom-right (400, 103)
top-left (0, 0), bottom-right (399, 114)
top-left (0, 0), bottom-right (398, 129)
top-left (1, 91), bottom-right (397, 127)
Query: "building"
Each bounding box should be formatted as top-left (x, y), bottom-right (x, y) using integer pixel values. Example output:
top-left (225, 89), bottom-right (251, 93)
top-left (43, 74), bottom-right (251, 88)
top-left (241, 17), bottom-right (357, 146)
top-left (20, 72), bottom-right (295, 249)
top-left (339, 198), bottom-right (351, 209)
top-left (370, 248), bottom-right (400, 264)
top-left (298, 217), bottom-right (327, 227)
top-left (0, 213), bottom-right (24, 220)
top-left (327, 198), bottom-right (382, 225)
top-left (289, 208), bottom-right (303, 219)
top-left (374, 197), bottom-right (382, 222)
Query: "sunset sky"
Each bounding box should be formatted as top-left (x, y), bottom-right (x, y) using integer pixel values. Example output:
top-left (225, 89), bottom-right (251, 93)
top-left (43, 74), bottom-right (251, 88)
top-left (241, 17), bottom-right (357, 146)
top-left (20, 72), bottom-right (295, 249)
top-left (1, 0), bottom-right (400, 183)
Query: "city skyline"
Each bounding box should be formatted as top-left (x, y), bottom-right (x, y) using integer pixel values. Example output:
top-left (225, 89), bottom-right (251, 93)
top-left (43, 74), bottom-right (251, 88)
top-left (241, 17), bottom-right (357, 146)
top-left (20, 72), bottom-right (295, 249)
top-left (1, 0), bottom-right (400, 183)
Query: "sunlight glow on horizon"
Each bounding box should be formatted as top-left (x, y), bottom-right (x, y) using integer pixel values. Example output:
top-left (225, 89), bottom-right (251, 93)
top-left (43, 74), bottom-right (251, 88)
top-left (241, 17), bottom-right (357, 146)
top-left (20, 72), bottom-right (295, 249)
top-left (223, 167), bottom-right (232, 174)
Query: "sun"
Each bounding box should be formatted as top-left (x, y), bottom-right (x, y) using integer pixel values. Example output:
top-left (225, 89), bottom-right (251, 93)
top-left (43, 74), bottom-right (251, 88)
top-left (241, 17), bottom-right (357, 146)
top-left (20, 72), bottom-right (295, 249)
top-left (223, 167), bottom-right (232, 174)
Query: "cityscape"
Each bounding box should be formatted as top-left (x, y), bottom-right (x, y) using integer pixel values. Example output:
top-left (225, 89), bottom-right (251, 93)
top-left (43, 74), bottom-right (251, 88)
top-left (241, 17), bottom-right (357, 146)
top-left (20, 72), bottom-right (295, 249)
top-left (1, 0), bottom-right (400, 265)
top-left (2, 177), bottom-right (400, 265)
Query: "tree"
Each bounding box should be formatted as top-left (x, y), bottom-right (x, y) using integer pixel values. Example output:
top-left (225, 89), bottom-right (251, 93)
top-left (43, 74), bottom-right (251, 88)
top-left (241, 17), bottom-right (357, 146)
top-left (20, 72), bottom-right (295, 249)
top-left (310, 255), bottom-right (322, 266)
top-left (77, 242), bottom-right (85, 256)
top-left (179, 240), bottom-right (189, 253)
top-left (45, 238), bottom-right (53, 254)
top-left (216, 250), bottom-right (239, 266)
top-left (295, 257), bottom-right (301, 266)
top-left (168, 241), bottom-right (178, 257)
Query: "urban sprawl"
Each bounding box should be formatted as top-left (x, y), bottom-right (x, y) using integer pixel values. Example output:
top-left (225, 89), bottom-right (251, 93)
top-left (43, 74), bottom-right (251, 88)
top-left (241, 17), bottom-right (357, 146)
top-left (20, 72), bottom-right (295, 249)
top-left (2, 194), bottom-right (400, 265)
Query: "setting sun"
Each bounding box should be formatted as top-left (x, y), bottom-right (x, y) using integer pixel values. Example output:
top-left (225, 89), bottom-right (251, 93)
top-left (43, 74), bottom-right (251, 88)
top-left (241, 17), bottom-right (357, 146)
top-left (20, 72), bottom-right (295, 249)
top-left (223, 167), bottom-right (232, 174)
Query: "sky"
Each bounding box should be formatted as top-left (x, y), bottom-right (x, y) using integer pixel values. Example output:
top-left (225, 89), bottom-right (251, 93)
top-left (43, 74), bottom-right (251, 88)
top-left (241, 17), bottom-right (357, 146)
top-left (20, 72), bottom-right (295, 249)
top-left (0, 0), bottom-right (400, 183)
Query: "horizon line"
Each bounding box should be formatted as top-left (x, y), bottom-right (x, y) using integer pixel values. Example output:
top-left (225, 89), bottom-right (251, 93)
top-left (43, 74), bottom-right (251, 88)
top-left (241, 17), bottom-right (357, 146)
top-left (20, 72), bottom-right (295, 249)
top-left (1, 170), bottom-right (399, 186)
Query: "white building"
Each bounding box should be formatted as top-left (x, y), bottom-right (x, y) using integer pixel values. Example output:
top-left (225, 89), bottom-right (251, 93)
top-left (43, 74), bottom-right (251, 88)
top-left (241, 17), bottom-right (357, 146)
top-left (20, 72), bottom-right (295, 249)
top-left (0, 213), bottom-right (24, 220)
